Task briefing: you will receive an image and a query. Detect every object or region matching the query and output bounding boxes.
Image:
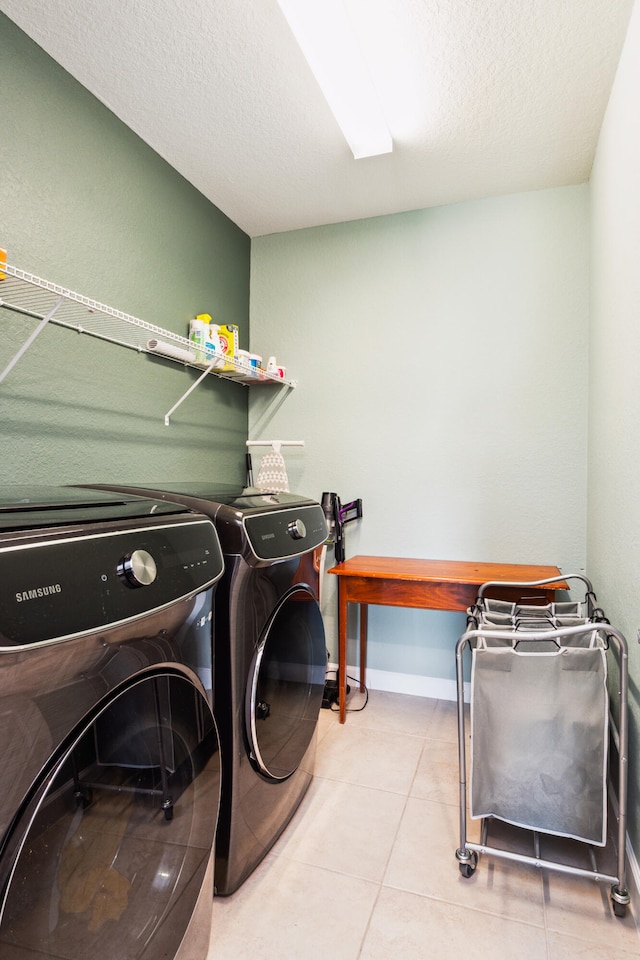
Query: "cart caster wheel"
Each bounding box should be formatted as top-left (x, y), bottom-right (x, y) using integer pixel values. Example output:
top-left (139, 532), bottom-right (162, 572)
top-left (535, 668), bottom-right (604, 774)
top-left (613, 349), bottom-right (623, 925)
top-left (611, 884), bottom-right (630, 918)
top-left (612, 899), bottom-right (627, 918)
top-left (459, 852), bottom-right (478, 878)
top-left (74, 788), bottom-right (93, 809)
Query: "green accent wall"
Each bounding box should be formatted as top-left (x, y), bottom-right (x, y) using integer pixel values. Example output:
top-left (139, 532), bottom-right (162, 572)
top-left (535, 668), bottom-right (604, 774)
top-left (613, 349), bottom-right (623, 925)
top-left (0, 12), bottom-right (250, 485)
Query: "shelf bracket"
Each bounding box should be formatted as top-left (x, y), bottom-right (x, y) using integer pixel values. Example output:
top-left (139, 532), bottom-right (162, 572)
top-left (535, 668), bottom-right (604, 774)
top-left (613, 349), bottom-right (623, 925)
top-left (0, 296), bottom-right (64, 385)
top-left (164, 358), bottom-right (220, 425)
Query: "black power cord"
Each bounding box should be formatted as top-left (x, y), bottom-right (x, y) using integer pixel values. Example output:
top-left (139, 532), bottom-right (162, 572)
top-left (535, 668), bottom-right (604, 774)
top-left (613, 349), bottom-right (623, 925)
top-left (321, 669), bottom-right (369, 714)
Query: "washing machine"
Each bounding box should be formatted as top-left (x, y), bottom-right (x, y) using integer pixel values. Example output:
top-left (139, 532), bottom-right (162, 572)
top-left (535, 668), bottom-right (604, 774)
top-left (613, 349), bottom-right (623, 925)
top-left (88, 483), bottom-right (328, 896)
top-left (0, 485), bottom-right (225, 959)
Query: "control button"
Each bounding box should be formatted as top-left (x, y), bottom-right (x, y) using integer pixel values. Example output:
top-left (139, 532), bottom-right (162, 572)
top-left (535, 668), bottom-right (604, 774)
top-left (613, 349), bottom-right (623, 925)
top-left (118, 549), bottom-right (157, 588)
top-left (287, 518), bottom-right (306, 540)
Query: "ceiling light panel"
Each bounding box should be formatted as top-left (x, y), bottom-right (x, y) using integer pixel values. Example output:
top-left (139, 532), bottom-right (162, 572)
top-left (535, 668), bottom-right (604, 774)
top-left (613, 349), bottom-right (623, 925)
top-left (276, 0), bottom-right (393, 159)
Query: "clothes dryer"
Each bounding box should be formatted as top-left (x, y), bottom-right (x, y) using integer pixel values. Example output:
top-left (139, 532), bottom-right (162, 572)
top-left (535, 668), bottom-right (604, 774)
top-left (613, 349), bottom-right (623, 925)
top-left (88, 483), bottom-right (327, 895)
top-left (0, 486), bottom-right (224, 959)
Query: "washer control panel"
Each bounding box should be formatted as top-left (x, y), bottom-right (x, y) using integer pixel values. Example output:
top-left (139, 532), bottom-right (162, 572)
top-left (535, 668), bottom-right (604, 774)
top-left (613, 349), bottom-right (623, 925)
top-left (0, 515), bottom-right (224, 647)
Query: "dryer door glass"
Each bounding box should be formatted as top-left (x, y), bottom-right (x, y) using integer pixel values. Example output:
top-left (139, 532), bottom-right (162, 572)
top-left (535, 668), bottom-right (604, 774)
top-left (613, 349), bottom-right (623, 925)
top-left (247, 586), bottom-right (326, 780)
top-left (0, 671), bottom-right (220, 960)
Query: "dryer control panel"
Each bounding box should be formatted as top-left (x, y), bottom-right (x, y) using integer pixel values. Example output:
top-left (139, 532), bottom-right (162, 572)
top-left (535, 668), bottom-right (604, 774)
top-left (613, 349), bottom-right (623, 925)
top-left (243, 504), bottom-right (327, 562)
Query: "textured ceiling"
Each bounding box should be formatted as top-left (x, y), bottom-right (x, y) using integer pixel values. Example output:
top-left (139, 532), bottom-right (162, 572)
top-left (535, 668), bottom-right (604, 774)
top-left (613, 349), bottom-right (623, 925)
top-left (0, 0), bottom-right (634, 237)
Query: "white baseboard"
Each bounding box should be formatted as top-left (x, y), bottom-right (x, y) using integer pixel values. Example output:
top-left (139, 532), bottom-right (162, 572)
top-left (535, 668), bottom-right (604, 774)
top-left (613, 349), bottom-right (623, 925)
top-left (327, 662), bottom-right (470, 702)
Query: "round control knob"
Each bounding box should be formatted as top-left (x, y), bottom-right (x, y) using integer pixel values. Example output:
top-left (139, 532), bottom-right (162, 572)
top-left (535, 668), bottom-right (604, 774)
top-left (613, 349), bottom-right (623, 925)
top-left (287, 518), bottom-right (306, 540)
top-left (118, 549), bottom-right (157, 588)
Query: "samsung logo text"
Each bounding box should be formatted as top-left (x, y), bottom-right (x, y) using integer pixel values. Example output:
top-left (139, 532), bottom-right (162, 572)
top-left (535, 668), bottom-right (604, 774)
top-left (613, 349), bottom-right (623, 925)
top-left (16, 584), bottom-right (63, 602)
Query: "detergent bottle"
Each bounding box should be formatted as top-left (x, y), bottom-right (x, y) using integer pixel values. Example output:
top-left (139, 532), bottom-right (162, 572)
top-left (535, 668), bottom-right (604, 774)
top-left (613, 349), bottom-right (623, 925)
top-left (189, 316), bottom-right (208, 363)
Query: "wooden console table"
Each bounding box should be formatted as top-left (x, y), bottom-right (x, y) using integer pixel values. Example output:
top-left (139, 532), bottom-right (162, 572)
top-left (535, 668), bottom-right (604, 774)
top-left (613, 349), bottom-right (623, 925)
top-left (327, 556), bottom-right (566, 723)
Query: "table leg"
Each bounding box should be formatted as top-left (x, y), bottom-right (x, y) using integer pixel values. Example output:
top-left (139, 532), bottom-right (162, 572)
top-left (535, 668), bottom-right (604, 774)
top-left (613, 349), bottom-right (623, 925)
top-left (359, 603), bottom-right (368, 693)
top-left (338, 582), bottom-right (348, 724)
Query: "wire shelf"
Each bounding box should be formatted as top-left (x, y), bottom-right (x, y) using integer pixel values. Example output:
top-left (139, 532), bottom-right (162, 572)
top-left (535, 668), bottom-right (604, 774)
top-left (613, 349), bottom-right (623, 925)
top-left (0, 262), bottom-right (295, 422)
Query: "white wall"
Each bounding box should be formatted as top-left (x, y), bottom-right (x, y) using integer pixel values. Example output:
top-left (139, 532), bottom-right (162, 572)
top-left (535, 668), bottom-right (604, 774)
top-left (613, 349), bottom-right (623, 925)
top-left (250, 186), bottom-right (589, 694)
top-left (589, 0), bottom-right (640, 865)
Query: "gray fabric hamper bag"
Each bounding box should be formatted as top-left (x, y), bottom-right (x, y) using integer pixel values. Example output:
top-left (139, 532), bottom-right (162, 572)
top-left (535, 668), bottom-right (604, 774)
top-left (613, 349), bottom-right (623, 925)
top-left (469, 632), bottom-right (608, 845)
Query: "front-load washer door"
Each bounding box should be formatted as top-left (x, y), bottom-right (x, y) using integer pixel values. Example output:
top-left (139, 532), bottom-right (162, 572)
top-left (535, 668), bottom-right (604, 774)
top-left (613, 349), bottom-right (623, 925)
top-left (0, 670), bottom-right (220, 960)
top-left (247, 585), bottom-right (326, 780)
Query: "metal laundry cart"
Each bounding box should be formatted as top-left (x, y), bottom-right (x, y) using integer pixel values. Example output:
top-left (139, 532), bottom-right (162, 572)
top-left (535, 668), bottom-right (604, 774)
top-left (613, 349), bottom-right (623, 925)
top-left (454, 575), bottom-right (630, 918)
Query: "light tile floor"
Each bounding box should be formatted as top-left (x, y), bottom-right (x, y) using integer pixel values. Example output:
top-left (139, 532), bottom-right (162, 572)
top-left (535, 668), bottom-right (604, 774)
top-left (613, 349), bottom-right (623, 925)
top-left (208, 692), bottom-right (640, 960)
